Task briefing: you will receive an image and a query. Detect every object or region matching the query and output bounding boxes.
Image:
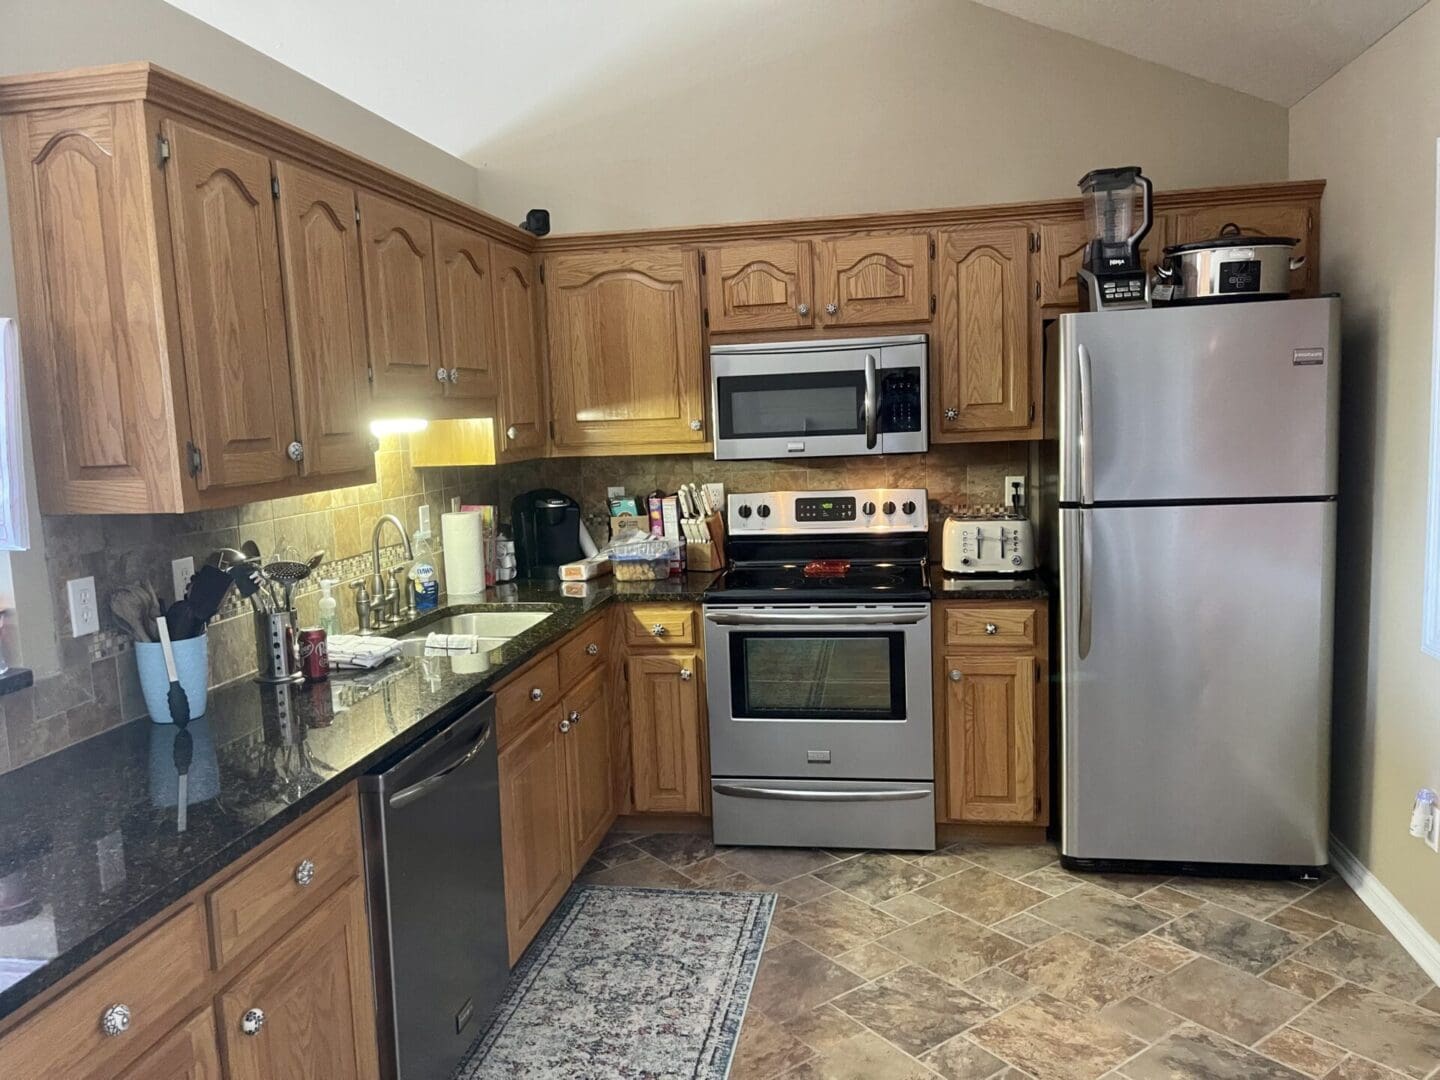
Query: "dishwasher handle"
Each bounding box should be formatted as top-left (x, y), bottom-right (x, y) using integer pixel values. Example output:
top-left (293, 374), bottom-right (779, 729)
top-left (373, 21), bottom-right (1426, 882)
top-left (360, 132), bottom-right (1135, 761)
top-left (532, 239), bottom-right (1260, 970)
top-left (388, 721), bottom-right (493, 810)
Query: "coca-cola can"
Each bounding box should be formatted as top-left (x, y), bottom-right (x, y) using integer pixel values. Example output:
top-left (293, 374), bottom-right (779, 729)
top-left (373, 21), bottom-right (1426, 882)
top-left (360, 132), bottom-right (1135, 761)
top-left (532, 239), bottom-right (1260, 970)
top-left (297, 627), bottom-right (329, 683)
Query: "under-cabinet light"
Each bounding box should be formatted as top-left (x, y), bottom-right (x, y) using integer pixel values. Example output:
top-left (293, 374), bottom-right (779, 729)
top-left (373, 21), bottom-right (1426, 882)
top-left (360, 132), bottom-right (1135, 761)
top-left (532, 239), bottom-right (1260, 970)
top-left (369, 417), bottom-right (430, 436)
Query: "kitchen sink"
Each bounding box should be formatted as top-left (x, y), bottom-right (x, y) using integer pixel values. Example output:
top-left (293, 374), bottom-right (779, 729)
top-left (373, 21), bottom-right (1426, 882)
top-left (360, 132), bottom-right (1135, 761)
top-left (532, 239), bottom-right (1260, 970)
top-left (385, 609), bottom-right (554, 659)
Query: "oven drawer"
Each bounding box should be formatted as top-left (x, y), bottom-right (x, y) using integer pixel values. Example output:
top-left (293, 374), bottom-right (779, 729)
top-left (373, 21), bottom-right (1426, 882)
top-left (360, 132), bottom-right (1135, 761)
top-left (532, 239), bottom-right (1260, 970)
top-left (711, 778), bottom-right (935, 850)
top-left (944, 605), bottom-right (1039, 648)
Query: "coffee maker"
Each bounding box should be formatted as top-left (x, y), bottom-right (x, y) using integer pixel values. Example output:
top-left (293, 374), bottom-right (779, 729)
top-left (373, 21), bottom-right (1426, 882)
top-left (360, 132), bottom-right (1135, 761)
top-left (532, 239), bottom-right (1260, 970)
top-left (1077, 166), bottom-right (1153, 311)
top-left (511, 489), bottom-right (585, 579)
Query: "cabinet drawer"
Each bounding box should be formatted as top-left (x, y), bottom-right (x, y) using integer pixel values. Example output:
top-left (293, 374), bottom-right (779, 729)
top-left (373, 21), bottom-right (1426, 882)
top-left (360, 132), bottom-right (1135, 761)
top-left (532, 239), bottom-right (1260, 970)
top-left (558, 618), bottom-right (608, 685)
top-left (496, 653), bottom-right (561, 746)
top-left (944, 605), bottom-right (1038, 648)
top-left (623, 604), bottom-right (697, 647)
top-left (207, 795), bottom-right (362, 968)
top-left (0, 905), bottom-right (208, 1080)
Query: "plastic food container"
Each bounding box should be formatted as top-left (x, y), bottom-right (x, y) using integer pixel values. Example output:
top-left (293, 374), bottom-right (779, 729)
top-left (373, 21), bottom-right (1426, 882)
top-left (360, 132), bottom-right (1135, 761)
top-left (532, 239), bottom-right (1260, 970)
top-left (608, 538), bottom-right (680, 581)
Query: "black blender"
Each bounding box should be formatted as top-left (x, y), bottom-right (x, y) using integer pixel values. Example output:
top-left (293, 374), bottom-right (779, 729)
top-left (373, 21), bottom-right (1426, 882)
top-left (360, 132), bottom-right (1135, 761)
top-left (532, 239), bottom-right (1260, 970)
top-left (1076, 166), bottom-right (1153, 310)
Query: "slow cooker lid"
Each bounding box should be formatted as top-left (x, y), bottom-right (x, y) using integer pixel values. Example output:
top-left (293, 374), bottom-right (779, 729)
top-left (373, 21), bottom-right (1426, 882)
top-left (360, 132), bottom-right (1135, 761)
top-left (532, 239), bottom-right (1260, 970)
top-left (1164, 234), bottom-right (1298, 255)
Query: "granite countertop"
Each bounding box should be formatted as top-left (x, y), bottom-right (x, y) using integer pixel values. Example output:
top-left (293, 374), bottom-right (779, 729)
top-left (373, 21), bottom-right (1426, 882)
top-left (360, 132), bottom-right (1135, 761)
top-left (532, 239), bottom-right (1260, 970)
top-left (0, 572), bottom-right (718, 1022)
top-left (930, 568), bottom-right (1050, 601)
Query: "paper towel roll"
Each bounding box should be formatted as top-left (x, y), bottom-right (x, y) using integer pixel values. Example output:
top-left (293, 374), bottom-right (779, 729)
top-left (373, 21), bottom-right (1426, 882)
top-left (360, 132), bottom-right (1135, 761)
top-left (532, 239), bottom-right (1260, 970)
top-left (441, 511), bottom-right (485, 595)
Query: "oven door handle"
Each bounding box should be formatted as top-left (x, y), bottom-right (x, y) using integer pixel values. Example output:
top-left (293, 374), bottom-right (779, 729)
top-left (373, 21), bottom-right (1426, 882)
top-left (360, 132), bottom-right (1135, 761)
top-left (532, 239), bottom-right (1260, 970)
top-left (704, 611), bottom-right (928, 626)
top-left (864, 353), bottom-right (879, 449)
top-left (712, 783), bottom-right (931, 803)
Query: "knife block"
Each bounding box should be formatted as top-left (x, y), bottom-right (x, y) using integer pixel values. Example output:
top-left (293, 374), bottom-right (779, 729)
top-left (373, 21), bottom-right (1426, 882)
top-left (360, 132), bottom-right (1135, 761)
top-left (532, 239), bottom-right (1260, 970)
top-left (685, 513), bottom-right (727, 572)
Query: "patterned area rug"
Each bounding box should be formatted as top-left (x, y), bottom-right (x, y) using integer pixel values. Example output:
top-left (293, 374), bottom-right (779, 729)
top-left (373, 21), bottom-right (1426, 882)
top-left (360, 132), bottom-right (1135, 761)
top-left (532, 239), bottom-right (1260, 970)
top-left (456, 885), bottom-right (775, 1079)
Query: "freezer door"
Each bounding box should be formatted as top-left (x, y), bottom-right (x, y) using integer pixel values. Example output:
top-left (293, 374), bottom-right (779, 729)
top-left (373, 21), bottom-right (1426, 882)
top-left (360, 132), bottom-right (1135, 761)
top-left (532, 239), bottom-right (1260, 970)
top-left (1058, 503), bottom-right (1334, 866)
top-left (1057, 298), bottom-right (1340, 503)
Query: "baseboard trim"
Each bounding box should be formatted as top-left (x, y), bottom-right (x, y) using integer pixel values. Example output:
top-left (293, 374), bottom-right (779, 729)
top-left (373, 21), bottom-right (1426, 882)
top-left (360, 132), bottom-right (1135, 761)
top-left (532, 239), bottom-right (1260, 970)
top-left (1328, 834), bottom-right (1440, 986)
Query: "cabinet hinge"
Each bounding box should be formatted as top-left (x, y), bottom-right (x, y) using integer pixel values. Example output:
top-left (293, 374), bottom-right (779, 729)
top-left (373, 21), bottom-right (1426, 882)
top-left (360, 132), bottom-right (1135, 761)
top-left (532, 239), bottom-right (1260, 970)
top-left (1035, 794), bottom-right (1042, 813)
top-left (703, 309), bottom-right (710, 329)
top-left (1028, 402), bottom-right (1036, 423)
top-left (929, 236), bottom-right (936, 259)
top-left (156, 135), bottom-right (171, 167)
top-left (366, 365), bottom-right (374, 384)
top-left (185, 441), bottom-right (202, 477)
top-left (929, 295), bottom-right (936, 316)
top-left (538, 261), bottom-right (545, 285)
top-left (270, 176), bottom-right (280, 200)
top-left (1034, 281), bottom-right (1040, 301)
top-left (699, 253), bottom-right (707, 274)
top-left (355, 205), bottom-right (361, 225)
top-left (1031, 231), bottom-right (1040, 253)
top-left (548, 419), bottom-right (556, 439)
top-left (1307, 210), bottom-right (1313, 231)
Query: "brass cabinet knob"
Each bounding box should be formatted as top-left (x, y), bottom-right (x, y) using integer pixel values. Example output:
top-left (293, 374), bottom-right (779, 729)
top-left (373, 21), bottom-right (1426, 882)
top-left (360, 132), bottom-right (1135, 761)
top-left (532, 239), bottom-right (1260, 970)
top-left (100, 1004), bottom-right (131, 1037)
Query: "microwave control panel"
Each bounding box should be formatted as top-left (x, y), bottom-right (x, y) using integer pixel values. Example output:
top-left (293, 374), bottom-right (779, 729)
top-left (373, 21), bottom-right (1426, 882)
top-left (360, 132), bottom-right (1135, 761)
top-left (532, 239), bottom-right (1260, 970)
top-left (879, 369), bottom-right (923, 433)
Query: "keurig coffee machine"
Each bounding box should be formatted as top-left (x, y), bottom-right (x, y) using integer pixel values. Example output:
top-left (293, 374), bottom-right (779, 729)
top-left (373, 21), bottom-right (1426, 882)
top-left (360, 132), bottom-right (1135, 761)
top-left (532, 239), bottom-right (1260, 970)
top-left (1077, 166), bottom-right (1153, 311)
top-left (511, 489), bottom-right (585, 579)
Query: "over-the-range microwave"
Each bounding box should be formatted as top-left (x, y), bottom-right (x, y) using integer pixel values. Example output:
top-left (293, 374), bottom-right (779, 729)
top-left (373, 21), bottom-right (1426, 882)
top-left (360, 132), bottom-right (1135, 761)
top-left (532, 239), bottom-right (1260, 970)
top-left (710, 335), bottom-right (928, 460)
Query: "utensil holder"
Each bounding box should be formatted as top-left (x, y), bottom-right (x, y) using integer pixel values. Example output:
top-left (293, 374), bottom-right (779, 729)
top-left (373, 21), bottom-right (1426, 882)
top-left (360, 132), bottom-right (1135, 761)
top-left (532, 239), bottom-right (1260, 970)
top-left (135, 634), bottom-right (209, 722)
top-left (254, 611), bottom-right (303, 684)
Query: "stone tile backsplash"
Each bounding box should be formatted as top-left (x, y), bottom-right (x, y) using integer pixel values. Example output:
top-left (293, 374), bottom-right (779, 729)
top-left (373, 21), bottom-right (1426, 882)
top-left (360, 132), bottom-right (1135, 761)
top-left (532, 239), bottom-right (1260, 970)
top-left (0, 439), bottom-right (1026, 774)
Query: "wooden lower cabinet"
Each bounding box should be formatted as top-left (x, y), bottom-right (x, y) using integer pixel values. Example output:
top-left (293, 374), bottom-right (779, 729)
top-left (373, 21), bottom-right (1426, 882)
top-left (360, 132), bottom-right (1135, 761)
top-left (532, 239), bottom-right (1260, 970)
top-left (935, 600), bottom-right (1049, 826)
top-left (117, 1009), bottom-right (223, 1080)
top-left (218, 879), bottom-right (379, 1080)
top-left (564, 666), bottom-right (618, 867)
top-left (498, 704), bottom-right (573, 964)
top-left (626, 650), bottom-right (705, 814)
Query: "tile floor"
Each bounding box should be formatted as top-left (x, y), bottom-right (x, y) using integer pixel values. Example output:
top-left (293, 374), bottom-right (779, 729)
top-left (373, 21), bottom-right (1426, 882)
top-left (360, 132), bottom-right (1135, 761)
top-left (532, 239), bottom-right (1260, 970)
top-left (576, 830), bottom-right (1440, 1080)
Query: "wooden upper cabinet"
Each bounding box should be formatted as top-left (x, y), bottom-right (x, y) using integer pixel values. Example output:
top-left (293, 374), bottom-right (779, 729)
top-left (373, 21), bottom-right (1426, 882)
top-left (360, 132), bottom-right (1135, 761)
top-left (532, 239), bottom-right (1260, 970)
top-left (1166, 201), bottom-right (1317, 295)
top-left (941, 654), bottom-right (1038, 823)
top-left (218, 878), bottom-right (380, 1080)
top-left (492, 243), bottom-right (548, 459)
top-left (702, 238), bottom-right (813, 332)
top-left (563, 667), bottom-right (617, 869)
top-left (273, 161), bottom-right (372, 479)
top-left (545, 245), bottom-right (706, 451)
top-left (935, 225), bottom-right (1032, 436)
top-left (1036, 218), bottom-right (1168, 310)
top-left (433, 219), bottom-right (500, 408)
top-left (162, 119), bottom-right (297, 491)
top-left (627, 651), bottom-right (705, 814)
top-left (357, 190), bottom-right (442, 407)
top-left (816, 231), bottom-right (932, 327)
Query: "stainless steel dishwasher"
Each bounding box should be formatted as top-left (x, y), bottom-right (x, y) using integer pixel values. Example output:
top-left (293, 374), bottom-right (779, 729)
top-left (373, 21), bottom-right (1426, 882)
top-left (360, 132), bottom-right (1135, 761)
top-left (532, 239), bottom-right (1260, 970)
top-left (360, 695), bottom-right (508, 1080)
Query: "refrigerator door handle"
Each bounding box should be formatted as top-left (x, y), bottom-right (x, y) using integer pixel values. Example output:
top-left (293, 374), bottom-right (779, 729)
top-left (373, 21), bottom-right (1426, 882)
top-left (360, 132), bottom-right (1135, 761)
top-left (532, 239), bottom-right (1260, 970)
top-left (1078, 343), bottom-right (1094, 505)
top-left (1078, 507), bottom-right (1093, 660)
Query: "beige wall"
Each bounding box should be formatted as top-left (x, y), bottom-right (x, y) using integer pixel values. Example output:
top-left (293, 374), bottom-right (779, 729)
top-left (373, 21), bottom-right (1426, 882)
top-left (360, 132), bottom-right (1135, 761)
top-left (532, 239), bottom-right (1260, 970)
top-left (1290, 1), bottom-right (1440, 940)
top-left (467, 0), bottom-right (1290, 232)
top-left (0, 0), bottom-right (479, 675)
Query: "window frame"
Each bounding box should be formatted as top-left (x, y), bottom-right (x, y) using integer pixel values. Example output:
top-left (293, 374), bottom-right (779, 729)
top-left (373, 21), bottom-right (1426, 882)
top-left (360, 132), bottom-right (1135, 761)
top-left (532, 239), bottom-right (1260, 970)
top-left (0, 318), bottom-right (29, 553)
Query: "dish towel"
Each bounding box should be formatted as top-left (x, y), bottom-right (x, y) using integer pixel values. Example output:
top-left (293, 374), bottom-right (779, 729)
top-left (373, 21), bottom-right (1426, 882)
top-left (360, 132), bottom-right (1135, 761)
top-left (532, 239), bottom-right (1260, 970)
top-left (424, 633), bottom-right (483, 656)
top-left (326, 635), bottom-right (402, 669)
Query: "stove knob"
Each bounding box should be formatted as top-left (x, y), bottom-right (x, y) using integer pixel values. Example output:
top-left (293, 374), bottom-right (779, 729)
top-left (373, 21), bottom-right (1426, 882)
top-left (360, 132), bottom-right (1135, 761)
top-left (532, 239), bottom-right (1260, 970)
top-left (882, 501), bottom-right (896, 515)
top-left (756, 505), bottom-right (772, 519)
top-left (862, 501), bottom-right (876, 516)
top-left (901, 500), bottom-right (917, 515)
top-left (1012, 555), bottom-right (1023, 566)
top-left (737, 504), bottom-right (752, 519)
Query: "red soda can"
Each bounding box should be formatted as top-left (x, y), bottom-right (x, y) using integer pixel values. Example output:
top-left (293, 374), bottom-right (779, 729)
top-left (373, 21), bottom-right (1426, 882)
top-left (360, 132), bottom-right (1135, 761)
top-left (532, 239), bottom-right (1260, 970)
top-left (298, 627), bottom-right (329, 683)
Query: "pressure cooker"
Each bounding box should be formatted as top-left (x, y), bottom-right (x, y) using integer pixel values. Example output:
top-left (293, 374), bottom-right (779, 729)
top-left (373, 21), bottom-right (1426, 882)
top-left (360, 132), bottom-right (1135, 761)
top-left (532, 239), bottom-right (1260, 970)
top-left (1152, 223), bottom-right (1305, 304)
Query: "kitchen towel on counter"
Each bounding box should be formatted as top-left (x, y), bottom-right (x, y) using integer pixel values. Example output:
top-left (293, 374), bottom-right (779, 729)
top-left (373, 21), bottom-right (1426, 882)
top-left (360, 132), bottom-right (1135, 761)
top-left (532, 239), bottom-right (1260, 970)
top-left (441, 511), bottom-right (485, 595)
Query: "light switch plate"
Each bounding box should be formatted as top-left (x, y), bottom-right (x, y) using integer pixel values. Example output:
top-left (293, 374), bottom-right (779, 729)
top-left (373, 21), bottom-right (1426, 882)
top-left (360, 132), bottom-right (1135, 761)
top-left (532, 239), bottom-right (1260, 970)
top-left (67, 575), bottom-right (99, 637)
top-left (172, 556), bottom-right (195, 602)
top-left (606, 486), bottom-right (626, 500)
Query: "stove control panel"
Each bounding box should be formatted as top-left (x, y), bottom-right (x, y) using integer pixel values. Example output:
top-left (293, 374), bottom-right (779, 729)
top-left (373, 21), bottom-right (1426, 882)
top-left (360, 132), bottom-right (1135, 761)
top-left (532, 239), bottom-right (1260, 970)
top-left (729, 488), bottom-right (927, 534)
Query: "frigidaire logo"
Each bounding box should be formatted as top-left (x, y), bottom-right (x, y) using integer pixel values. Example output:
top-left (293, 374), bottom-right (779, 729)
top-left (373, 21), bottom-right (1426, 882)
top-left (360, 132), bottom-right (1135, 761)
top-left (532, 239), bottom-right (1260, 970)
top-left (1292, 348), bottom-right (1325, 366)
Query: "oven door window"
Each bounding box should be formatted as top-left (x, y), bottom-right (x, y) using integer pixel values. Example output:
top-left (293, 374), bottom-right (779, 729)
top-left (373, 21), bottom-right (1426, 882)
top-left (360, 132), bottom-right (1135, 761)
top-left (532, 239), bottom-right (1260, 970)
top-left (730, 631), bottom-right (906, 721)
top-left (715, 371), bottom-right (867, 441)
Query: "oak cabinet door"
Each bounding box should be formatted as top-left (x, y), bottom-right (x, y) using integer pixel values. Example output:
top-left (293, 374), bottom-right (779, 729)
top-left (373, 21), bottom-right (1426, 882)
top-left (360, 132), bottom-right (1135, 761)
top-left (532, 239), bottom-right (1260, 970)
top-left (627, 652), bottom-right (704, 814)
top-left (498, 708), bottom-right (572, 964)
top-left (934, 225), bottom-right (1032, 436)
top-left (162, 119), bottom-right (297, 490)
top-left (273, 161), bottom-right (373, 479)
top-left (702, 238), bottom-right (813, 332)
top-left (545, 246), bottom-right (706, 450)
top-left (116, 1009), bottom-right (223, 1080)
top-left (815, 232), bottom-right (931, 327)
top-left (1166, 201), bottom-right (1316, 295)
top-left (941, 654), bottom-right (1038, 823)
top-left (218, 878), bottom-right (380, 1080)
top-left (357, 190), bottom-right (442, 406)
top-left (492, 243), bottom-right (548, 459)
top-left (563, 667), bottom-right (617, 869)
top-left (433, 219), bottom-right (500, 407)
top-left (1036, 218), bottom-right (1168, 310)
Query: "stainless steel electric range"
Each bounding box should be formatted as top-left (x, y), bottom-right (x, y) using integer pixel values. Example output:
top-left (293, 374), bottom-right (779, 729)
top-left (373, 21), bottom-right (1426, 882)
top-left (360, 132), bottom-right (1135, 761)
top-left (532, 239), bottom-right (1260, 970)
top-left (702, 488), bottom-right (935, 851)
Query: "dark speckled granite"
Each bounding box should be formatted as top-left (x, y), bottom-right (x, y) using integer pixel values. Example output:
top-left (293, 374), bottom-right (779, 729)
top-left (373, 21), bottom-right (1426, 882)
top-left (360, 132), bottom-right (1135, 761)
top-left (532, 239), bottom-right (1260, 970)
top-left (0, 573), bottom-right (718, 1021)
top-left (930, 568), bottom-right (1050, 601)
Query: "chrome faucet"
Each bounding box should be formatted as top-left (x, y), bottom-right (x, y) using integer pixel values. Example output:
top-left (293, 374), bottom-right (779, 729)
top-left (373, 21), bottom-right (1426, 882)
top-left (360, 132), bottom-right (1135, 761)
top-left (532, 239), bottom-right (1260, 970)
top-left (370, 514), bottom-right (415, 628)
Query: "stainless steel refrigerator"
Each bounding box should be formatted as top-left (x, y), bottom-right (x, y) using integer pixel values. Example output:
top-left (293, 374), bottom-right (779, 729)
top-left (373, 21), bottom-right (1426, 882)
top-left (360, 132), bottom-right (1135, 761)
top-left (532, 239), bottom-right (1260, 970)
top-left (1043, 297), bottom-right (1340, 873)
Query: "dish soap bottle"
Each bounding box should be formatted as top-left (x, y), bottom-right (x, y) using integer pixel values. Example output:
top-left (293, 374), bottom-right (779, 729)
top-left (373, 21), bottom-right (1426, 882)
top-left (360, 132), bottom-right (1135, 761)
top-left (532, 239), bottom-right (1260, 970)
top-left (317, 578), bottom-right (340, 636)
top-left (410, 509), bottom-right (439, 611)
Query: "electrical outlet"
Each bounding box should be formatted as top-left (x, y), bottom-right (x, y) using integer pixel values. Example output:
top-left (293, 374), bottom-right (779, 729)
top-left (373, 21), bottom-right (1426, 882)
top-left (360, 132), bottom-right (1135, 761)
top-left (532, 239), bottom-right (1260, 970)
top-left (607, 486), bottom-right (626, 500)
top-left (1428, 805), bottom-right (1440, 853)
top-left (67, 576), bottom-right (99, 636)
top-left (1004, 474), bottom-right (1027, 510)
top-left (171, 556), bottom-right (195, 602)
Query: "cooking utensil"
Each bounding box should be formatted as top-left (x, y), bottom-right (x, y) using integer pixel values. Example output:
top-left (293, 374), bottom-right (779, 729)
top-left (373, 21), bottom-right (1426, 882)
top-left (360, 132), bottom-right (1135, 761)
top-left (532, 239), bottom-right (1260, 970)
top-left (165, 599), bottom-right (202, 641)
top-left (306, 550), bottom-right (325, 571)
top-left (206, 547), bottom-right (248, 571)
top-left (241, 539), bottom-right (262, 561)
top-left (109, 585), bottom-right (154, 642)
top-left (1153, 223), bottom-right (1304, 304)
top-left (155, 614), bottom-right (193, 828)
top-left (228, 563), bottom-right (267, 613)
top-left (186, 564), bottom-right (235, 624)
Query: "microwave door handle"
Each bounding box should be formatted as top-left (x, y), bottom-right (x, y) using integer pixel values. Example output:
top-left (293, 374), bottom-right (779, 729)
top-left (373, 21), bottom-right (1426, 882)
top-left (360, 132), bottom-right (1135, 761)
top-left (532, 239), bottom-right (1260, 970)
top-left (864, 353), bottom-right (878, 449)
